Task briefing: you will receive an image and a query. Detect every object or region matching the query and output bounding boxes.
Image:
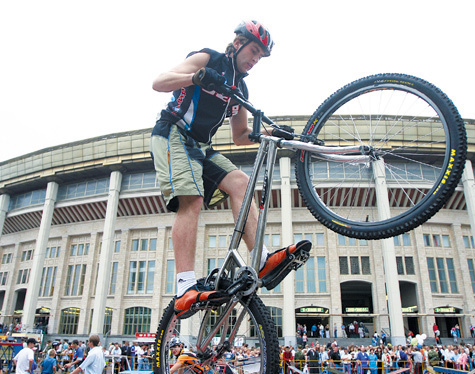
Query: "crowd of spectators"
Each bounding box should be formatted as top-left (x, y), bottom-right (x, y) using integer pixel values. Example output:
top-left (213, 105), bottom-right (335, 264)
top-left (278, 340), bottom-right (475, 374)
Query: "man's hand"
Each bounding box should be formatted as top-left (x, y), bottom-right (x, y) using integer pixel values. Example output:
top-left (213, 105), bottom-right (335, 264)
top-left (192, 67), bottom-right (226, 91)
top-left (272, 125), bottom-right (294, 140)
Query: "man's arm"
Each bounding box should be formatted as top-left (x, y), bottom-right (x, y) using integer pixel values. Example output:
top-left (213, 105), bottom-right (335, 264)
top-left (152, 53), bottom-right (210, 93)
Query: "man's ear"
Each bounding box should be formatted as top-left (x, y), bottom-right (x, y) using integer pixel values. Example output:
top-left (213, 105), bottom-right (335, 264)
top-left (233, 39), bottom-right (242, 51)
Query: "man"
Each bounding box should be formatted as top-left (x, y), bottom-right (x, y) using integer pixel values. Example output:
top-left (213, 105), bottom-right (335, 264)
top-left (151, 20), bottom-right (311, 318)
top-left (169, 338), bottom-right (209, 374)
top-left (64, 340), bottom-right (84, 370)
top-left (13, 338), bottom-right (37, 374)
top-left (109, 342), bottom-right (122, 374)
top-left (306, 344), bottom-right (319, 374)
top-left (282, 346), bottom-right (293, 374)
top-left (329, 344), bottom-right (341, 369)
top-left (294, 346), bottom-right (305, 371)
top-left (356, 346), bottom-right (369, 374)
top-left (70, 335), bottom-right (105, 374)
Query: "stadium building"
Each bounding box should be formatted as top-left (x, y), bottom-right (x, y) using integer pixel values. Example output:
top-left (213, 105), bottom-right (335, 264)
top-left (0, 116), bottom-right (474, 345)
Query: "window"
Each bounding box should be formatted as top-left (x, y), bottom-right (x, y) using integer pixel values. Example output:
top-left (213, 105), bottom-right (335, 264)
top-left (17, 269), bottom-right (30, 284)
top-left (405, 257), bottom-right (415, 275)
top-left (123, 307), bottom-right (151, 335)
top-left (350, 257), bottom-right (360, 274)
top-left (90, 307), bottom-right (113, 335)
top-left (338, 235), bottom-right (346, 246)
top-left (0, 272), bottom-right (8, 286)
top-left (310, 233), bottom-right (322, 245)
top-left (432, 235), bottom-right (441, 247)
top-left (427, 257), bottom-right (459, 294)
top-left (38, 266), bottom-right (57, 297)
top-left (109, 262), bottom-right (118, 295)
top-left (64, 265), bottom-right (87, 296)
top-left (427, 257), bottom-right (438, 292)
top-left (402, 234), bottom-right (411, 246)
top-left (127, 260), bottom-right (155, 294)
top-left (423, 234), bottom-right (431, 247)
top-left (446, 258), bottom-right (458, 293)
top-left (21, 250), bottom-right (33, 262)
top-left (207, 258), bottom-right (224, 274)
top-left (59, 307), bottom-right (80, 335)
top-left (393, 236), bottom-right (400, 246)
top-left (132, 239), bottom-right (139, 251)
top-left (114, 241), bottom-right (121, 253)
top-left (168, 237), bottom-right (173, 250)
top-left (166, 260), bottom-right (175, 294)
top-left (436, 258), bottom-right (448, 293)
top-left (468, 259), bottom-right (475, 293)
top-left (442, 235), bottom-right (451, 248)
top-left (70, 243), bottom-right (89, 256)
top-left (317, 257), bottom-right (327, 292)
top-left (268, 306), bottom-right (283, 338)
top-left (396, 257), bottom-right (404, 275)
top-left (339, 257), bottom-right (349, 275)
top-left (149, 239), bottom-right (157, 251)
top-left (464, 236), bottom-right (475, 249)
top-left (361, 257), bottom-right (371, 275)
top-left (219, 235), bottom-right (227, 248)
top-left (2, 253), bottom-right (12, 264)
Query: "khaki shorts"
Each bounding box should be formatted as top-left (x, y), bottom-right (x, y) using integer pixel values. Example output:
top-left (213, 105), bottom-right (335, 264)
top-left (150, 121), bottom-right (237, 212)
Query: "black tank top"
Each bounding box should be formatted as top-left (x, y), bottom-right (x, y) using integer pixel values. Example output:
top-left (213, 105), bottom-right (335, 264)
top-left (156, 48), bottom-right (248, 144)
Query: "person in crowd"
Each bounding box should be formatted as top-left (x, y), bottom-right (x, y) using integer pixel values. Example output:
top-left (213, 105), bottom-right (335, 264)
top-left (70, 335), bottom-right (105, 374)
top-left (40, 349), bottom-right (61, 374)
top-left (13, 338), bottom-right (37, 374)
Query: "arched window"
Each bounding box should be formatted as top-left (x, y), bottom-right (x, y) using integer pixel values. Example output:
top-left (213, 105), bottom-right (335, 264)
top-left (123, 306), bottom-right (151, 335)
top-left (59, 307), bottom-right (80, 335)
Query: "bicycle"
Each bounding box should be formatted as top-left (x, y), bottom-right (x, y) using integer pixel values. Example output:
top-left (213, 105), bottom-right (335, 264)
top-left (154, 72), bottom-right (467, 374)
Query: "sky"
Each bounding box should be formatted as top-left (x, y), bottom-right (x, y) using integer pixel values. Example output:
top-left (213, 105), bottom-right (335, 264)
top-left (1, 0), bottom-right (474, 163)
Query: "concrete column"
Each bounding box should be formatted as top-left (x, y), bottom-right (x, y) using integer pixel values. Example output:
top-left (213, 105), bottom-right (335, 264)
top-left (372, 160), bottom-right (405, 345)
top-left (91, 170), bottom-right (122, 336)
top-left (462, 160), bottom-right (475, 240)
top-left (280, 157), bottom-right (296, 346)
top-left (22, 181), bottom-right (59, 331)
top-left (0, 194), bottom-right (10, 240)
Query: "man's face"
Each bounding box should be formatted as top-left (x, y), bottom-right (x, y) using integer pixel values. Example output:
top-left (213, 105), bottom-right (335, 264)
top-left (233, 41), bottom-right (266, 74)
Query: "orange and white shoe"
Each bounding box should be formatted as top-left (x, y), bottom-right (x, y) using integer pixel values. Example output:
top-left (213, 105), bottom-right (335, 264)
top-left (259, 240), bottom-right (312, 290)
top-left (174, 282), bottom-right (229, 319)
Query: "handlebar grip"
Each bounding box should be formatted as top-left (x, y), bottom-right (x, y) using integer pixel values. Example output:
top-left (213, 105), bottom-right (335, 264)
top-left (192, 68), bottom-right (206, 86)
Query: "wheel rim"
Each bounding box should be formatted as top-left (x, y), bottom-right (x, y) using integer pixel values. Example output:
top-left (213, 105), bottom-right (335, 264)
top-left (159, 300), bottom-right (268, 374)
top-left (302, 82), bottom-right (455, 231)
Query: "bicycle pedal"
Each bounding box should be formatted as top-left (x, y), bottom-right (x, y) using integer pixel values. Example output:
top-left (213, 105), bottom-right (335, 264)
top-left (261, 241), bottom-right (312, 290)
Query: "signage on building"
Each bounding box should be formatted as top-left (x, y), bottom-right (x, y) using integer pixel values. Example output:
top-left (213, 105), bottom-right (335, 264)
top-left (135, 332), bottom-right (156, 338)
top-left (402, 306), bottom-right (418, 313)
top-left (345, 307), bottom-right (369, 313)
top-left (434, 307), bottom-right (457, 314)
top-left (298, 307), bottom-right (329, 314)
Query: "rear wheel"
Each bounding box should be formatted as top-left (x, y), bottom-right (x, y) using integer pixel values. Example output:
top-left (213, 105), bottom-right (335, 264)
top-left (154, 293), bottom-right (280, 374)
top-left (295, 73), bottom-right (467, 239)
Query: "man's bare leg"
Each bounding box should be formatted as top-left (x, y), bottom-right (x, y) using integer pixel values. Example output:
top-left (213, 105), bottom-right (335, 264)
top-left (172, 195), bottom-right (203, 295)
top-left (218, 169), bottom-right (259, 251)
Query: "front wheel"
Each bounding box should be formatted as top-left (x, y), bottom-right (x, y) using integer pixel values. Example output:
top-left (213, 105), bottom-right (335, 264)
top-left (295, 73), bottom-right (467, 239)
top-left (153, 293), bottom-right (280, 374)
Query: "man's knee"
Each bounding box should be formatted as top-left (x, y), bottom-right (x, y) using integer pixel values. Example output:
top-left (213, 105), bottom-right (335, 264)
top-left (221, 170), bottom-right (249, 194)
top-left (176, 195), bottom-right (203, 214)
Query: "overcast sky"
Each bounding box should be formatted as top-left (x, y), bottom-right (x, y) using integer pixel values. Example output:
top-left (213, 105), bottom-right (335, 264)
top-left (1, 0), bottom-right (474, 163)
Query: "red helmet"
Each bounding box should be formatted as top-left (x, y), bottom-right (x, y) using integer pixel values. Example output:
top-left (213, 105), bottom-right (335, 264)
top-left (234, 20), bottom-right (274, 57)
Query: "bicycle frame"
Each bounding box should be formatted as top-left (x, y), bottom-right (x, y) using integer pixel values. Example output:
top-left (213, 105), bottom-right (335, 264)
top-left (197, 93), bottom-right (372, 354)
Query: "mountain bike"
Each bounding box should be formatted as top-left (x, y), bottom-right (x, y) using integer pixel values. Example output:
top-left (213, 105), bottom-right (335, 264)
top-left (154, 72), bottom-right (467, 374)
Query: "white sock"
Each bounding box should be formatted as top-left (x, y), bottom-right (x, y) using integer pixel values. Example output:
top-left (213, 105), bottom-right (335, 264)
top-left (176, 271), bottom-right (196, 297)
top-left (251, 246), bottom-right (270, 271)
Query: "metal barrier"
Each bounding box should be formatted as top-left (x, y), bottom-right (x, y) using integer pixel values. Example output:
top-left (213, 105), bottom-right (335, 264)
top-left (0, 342), bottom-right (24, 374)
